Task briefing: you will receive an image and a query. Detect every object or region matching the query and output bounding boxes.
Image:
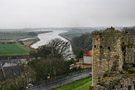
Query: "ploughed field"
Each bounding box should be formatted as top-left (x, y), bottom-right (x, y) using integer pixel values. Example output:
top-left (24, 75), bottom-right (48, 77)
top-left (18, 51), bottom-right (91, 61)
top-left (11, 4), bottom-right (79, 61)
top-left (0, 43), bottom-right (31, 56)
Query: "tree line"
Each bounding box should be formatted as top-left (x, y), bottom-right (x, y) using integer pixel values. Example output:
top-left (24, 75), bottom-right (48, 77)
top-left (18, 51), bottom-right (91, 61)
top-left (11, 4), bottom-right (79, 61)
top-left (71, 33), bottom-right (92, 59)
top-left (124, 27), bottom-right (135, 36)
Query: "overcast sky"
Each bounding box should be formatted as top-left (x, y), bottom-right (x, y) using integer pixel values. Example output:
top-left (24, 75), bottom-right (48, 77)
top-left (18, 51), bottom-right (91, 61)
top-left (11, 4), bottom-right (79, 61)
top-left (0, 0), bottom-right (134, 28)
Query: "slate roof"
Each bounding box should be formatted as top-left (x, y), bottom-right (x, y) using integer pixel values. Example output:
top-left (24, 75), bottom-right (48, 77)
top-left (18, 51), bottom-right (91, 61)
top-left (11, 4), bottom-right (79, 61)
top-left (0, 66), bottom-right (23, 81)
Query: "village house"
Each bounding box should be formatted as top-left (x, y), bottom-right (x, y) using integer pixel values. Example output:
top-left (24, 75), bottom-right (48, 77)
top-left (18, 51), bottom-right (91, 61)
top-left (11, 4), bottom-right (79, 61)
top-left (83, 50), bottom-right (92, 64)
top-left (74, 50), bottom-right (92, 69)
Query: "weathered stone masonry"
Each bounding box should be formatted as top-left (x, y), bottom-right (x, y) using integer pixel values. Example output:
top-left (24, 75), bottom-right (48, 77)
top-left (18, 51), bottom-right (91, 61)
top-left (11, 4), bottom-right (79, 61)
top-left (92, 27), bottom-right (135, 89)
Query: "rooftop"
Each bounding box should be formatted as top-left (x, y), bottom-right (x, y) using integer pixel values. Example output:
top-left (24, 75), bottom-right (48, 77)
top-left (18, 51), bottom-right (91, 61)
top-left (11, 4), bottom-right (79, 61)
top-left (83, 50), bottom-right (92, 56)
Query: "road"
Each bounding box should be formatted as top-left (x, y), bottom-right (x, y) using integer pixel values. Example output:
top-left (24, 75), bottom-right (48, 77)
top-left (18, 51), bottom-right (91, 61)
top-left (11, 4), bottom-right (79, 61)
top-left (28, 71), bottom-right (91, 90)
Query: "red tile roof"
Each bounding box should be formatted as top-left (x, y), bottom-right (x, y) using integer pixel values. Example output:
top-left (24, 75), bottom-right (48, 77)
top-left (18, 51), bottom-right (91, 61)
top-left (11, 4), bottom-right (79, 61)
top-left (83, 50), bottom-right (92, 56)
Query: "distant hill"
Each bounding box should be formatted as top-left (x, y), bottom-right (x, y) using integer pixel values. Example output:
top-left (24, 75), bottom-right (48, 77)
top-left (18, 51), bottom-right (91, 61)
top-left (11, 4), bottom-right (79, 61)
top-left (124, 26), bottom-right (135, 36)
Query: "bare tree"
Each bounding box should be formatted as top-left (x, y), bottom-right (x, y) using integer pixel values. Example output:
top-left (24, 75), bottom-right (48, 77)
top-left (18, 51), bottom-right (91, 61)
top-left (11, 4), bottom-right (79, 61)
top-left (31, 38), bottom-right (71, 59)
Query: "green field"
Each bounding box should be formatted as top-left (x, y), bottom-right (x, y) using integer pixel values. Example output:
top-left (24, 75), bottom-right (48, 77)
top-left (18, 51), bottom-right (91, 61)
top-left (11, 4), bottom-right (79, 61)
top-left (0, 30), bottom-right (52, 56)
top-left (0, 43), bottom-right (31, 56)
top-left (52, 77), bottom-right (92, 90)
top-left (0, 32), bottom-right (31, 40)
top-left (0, 31), bottom-right (52, 41)
top-left (0, 31), bottom-right (38, 56)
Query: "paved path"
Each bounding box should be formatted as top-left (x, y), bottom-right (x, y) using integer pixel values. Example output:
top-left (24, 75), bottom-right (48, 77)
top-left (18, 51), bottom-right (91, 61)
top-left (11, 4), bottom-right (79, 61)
top-left (28, 71), bottom-right (91, 90)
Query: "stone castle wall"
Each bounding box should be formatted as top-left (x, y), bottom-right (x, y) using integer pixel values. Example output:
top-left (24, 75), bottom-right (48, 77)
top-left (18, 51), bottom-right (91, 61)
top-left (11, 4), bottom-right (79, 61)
top-left (92, 28), bottom-right (124, 86)
top-left (92, 27), bottom-right (135, 86)
top-left (91, 75), bottom-right (135, 90)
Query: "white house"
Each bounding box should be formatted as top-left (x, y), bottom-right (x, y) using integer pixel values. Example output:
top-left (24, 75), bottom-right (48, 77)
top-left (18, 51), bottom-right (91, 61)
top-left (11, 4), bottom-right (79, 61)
top-left (83, 50), bottom-right (92, 64)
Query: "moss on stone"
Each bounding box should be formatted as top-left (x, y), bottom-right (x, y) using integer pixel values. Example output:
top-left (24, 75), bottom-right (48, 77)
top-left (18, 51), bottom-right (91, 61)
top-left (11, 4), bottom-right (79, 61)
top-left (122, 44), bottom-right (135, 47)
top-left (128, 67), bottom-right (135, 74)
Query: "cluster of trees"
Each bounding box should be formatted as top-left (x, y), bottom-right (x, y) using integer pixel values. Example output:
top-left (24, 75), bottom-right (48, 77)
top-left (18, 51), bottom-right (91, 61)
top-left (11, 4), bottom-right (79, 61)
top-left (30, 38), bottom-right (71, 59)
top-left (124, 27), bottom-right (135, 36)
top-left (71, 26), bottom-right (135, 59)
top-left (28, 58), bottom-right (74, 81)
top-left (28, 32), bottom-right (93, 81)
top-left (29, 39), bottom-right (74, 81)
top-left (71, 33), bottom-right (92, 59)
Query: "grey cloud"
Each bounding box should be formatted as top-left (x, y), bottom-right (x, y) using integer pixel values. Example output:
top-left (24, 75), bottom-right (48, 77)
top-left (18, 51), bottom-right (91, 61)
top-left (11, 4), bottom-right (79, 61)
top-left (0, 0), bottom-right (134, 28)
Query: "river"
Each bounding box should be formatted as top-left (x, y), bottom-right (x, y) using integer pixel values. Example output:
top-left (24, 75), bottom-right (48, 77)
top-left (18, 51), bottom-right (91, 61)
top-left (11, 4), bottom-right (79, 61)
top-left (31, 30), bottom-right (73, 59)
top-left (31, 30), bottom-right (69, 49)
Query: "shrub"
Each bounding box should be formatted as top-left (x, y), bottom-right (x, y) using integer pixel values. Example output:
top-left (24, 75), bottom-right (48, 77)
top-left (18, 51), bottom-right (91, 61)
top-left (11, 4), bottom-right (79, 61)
top-left (2, 83), bottom-right (16, 90)
top-left (128, 67), bottom-right (135, 74)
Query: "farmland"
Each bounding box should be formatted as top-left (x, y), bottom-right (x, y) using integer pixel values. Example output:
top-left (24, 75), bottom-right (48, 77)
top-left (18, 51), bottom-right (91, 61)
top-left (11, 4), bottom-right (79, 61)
top-left (0, 30), bottom-right (51, 56)
top-left (0, 32), bottom-right (35, 56)
top-left (0, 43), bottom-right (31, 56)
top-left (0, 32), bottom-right (31, 40)
top-left (0, 31), bottom-right (51, 41)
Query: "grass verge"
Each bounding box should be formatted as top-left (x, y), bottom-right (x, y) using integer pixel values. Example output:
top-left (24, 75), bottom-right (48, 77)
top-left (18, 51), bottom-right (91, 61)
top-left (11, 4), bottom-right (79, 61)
top-left (52, 77), bottom-right (92, 90)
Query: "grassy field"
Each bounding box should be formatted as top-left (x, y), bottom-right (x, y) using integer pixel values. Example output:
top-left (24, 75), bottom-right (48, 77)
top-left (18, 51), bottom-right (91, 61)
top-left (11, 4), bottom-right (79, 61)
top-left (0, 31), bottom-right (52, 41)
top-left (0, 32), bottom-right (31, 40)
top-left (0, 43), bottom-right (31, 56)
top-left (52, 77), bottom-right (92, 90)
top-left (0, 31), bottom-right (52, 56)
top-left (0, 31), bottom-right (38, 56)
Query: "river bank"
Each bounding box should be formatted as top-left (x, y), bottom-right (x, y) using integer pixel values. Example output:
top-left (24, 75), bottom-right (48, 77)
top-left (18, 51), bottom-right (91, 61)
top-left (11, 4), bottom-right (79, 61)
top-left (31, 30), bottom-right (69, 48)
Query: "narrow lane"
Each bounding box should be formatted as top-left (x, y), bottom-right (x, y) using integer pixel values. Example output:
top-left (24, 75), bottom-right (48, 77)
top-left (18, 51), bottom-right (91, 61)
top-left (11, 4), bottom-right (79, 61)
top-left (28, 71), bottom-right (91, 90)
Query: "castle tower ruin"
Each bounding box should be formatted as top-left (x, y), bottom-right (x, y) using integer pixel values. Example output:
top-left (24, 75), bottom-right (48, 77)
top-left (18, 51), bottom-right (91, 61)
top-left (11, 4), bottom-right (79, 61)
top-left (92, 27), bottom-right (127, 86)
